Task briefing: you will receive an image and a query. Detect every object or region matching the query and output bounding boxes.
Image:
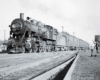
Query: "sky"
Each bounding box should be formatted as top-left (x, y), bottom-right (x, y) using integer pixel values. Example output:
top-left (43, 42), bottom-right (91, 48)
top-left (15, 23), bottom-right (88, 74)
top-left (0, 0), bottom-right (100, 46)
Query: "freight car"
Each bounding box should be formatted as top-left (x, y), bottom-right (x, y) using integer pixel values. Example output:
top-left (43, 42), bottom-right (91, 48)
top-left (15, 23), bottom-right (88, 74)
top-left (7, 13), bottom-right (89, 53)
top-left (56, 32), bottom-right (89, 51)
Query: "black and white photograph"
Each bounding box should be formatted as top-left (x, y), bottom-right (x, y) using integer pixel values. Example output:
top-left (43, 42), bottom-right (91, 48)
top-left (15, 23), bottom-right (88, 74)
top-left (0, 0), bottom-right (100, 80)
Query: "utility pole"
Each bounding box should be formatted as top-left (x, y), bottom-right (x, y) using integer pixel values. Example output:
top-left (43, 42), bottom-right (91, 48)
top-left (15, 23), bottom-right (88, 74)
top-left (73, 32), bottom-right (74, 49)
top-left (62, 26), bottom-right (64, 32)
top-left (4, 30), bottom-right (6, 41)
top-left (73, 32), bottom-right (74, 36)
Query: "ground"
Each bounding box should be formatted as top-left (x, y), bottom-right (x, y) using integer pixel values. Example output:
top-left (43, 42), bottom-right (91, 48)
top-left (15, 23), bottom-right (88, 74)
top-left (0, 51), bottom-right (77, 80)
top-left (71, 50), bottom-right (100, 80)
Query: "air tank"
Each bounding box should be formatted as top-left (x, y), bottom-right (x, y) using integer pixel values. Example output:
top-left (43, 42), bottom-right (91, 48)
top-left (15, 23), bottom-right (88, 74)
top-left (95, 35), bottom-right (100, 42)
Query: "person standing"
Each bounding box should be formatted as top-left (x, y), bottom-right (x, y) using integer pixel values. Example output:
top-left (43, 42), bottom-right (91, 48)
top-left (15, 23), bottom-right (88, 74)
top-left (92, 41), bottom-right (99, 57)
top-left (95, 42), bottom-right (99, 53)
top-left (90, 46), bottom-right (93, 57)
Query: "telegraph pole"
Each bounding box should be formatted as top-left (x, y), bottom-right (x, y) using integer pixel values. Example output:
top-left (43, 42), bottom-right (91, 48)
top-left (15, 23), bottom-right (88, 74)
top-left (73, 32), bottom-right (74, 36)
top-left (62, 26), bottom-right (64, 32)
top-left (4, 30), bottom-right (6, 41)
top-left (73, 32), bottom-right (74, 49)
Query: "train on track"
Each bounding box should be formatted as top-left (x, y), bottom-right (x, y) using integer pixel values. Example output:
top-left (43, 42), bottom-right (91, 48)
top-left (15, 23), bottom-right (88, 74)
top-left (7, 13), bottom-right (89, 53)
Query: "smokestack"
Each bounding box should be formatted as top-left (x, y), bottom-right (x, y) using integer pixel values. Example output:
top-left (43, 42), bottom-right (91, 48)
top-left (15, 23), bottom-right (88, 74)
top-left (20, 13), bottom-right (24, 20)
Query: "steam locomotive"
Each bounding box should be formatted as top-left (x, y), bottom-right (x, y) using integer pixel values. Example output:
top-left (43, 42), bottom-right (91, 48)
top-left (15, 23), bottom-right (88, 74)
top-left (7, 13), bottom-right (89, 53)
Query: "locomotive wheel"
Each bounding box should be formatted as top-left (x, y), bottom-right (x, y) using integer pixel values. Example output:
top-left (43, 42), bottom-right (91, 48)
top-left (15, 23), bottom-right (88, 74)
top-left (47, 46), bottom-right (50, 52)
top-left (39, 47), bottom-right (42, 53)
top-left (42, 47), bottom-right (44, 52)
top-left (42, 48), bottom-right (44, 52)
top-left (8, 51), bottom-right (13, 54)
top-left (34, 46), bottom-right (38, 53)
top-left (45, 47), bottom-right (47, 52)
top-left (43, 47), bottom-right (46, 52)
top-left (22, 47), bottom-right (25, 53)
top-left (42, 48), bottom-right (45, 52)
top-left (55, 47), bottom-right (58, 52)
top-left (29, 49), bottom-right (32, 53)
top-left (46, 46), bottom-right (49, 52)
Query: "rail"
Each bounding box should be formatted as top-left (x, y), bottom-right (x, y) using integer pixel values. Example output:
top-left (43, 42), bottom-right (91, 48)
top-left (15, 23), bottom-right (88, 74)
top-left (30, 54), bottom-right (78, 80)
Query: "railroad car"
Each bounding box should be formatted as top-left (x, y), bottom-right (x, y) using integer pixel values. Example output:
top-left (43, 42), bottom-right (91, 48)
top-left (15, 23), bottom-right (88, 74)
top-left (7, 13), bottom-right (89, 53)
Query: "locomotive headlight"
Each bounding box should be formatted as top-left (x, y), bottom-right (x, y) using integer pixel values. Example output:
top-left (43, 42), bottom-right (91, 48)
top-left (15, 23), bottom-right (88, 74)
top-left (11, 24), bottom-right (16, 31)
top-left (11, 22), bottom-right (22, 31)
top-left (12, 24), bottom-right (16, 28)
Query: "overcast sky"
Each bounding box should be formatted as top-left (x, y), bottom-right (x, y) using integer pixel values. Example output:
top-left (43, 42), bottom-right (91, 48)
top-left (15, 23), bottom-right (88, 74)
top-left (0, 0), bottom-right (100, 46)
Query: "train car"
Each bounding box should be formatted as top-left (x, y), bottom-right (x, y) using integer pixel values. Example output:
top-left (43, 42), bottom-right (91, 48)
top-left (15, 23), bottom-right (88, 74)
top-left (61, 32), bottom-right (89, 51)
top-left (72, 36), bottom-right (79, 50)
top-left (61, 32), bottom-right (78, 50)
top-left (55, 32), bottom-right (66, 51)
top-left (7, 13), bottom-right (89, 53)
top-left (79, 39), bottom-right (89, 50)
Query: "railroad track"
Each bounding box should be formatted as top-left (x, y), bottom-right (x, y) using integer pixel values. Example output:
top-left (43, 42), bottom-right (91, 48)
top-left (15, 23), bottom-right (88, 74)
top-left (30, 52), bottom-right (78, 80)
top-left (0, 51), bottom-right (78, 80)
top-left (31, 57), bottom-right (76, 80)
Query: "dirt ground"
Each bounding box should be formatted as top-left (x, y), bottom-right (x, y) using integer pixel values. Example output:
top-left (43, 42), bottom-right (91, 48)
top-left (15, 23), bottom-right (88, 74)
top-left (71, 50), bottom-right (100, 80)
top-left (0, 51), bottom-right (77, 80)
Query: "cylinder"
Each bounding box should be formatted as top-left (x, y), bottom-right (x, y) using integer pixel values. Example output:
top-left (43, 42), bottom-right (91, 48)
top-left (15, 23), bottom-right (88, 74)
top-left (20, 13), bottom-right (24, 20)
top-left (95, 35), bottom-right (100, 42)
